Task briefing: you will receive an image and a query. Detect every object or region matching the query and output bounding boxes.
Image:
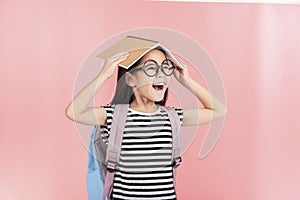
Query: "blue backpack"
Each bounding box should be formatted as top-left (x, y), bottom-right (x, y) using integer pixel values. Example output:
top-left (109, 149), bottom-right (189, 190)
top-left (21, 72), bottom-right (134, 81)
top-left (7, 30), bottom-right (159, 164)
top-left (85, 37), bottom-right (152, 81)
top-left (86, 104), bottom-right (182, 200)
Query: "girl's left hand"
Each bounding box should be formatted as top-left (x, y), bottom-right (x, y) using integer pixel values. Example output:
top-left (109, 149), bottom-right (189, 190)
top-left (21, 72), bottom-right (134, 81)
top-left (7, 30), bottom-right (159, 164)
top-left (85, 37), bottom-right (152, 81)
top-left (173, 64), bottom-right (191, 88)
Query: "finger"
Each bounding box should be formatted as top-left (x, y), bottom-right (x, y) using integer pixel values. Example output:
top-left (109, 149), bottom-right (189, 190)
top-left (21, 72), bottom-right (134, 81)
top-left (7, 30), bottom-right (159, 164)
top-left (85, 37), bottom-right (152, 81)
top-left (109, 51), bottom-right (129, 60)
top-left (110, 54), bottom-right (129, 66)
top-left (106, 52), bottom-right (128, 63)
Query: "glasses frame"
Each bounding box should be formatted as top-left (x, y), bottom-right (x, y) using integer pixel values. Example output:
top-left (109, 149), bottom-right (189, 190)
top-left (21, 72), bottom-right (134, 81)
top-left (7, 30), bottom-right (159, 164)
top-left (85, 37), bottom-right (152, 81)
top-left (129, 58), bottom-right (175, 77)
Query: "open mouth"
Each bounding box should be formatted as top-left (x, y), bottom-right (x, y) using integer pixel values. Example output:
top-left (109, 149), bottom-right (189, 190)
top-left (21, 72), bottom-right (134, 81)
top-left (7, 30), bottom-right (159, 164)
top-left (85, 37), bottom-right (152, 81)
top-left (152, 83), bottom-right (164, 91)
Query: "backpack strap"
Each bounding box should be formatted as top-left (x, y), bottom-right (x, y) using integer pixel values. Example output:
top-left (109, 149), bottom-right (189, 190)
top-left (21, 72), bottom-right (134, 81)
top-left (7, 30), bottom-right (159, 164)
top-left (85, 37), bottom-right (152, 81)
top-left (87, 125), bottom-right (101, 172)
top-left (102, 104), bottom-right (129, 200)
top-left (159, 106), bottom-right (182, 168)
top-left (87, 125), bottom-right (107, 200)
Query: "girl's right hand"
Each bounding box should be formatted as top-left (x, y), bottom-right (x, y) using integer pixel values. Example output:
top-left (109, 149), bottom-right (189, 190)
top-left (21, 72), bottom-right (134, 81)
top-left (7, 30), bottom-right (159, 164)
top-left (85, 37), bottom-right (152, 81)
top-left (98, 51), bottom-right (129, 79)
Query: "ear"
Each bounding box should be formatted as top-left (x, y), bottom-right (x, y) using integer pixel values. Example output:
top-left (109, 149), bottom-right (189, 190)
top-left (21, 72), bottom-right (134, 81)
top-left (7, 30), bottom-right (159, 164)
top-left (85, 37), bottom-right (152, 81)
top-left (125, 72), bottom-right (136, 87)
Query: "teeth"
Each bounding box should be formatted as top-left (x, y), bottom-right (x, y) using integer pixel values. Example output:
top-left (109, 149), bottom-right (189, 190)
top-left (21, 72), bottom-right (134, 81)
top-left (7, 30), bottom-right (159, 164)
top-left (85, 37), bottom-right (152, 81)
top-left (153, 82), bottom-right (164, 86)
top-left (152, 82), bottom-right (164, 91)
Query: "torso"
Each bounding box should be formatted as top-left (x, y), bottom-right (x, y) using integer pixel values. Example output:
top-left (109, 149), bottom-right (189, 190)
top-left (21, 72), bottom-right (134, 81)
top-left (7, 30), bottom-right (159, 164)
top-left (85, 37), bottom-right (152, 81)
top-left (101, 105), bottom-right (183, 200)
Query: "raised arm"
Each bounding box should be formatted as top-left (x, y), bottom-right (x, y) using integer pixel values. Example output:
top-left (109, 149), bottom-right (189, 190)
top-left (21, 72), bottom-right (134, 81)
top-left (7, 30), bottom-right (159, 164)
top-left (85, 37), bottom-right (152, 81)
top-left (173, 64), bottom-right (227, 126)
top-left (65, 52), bottom-right (129, 126)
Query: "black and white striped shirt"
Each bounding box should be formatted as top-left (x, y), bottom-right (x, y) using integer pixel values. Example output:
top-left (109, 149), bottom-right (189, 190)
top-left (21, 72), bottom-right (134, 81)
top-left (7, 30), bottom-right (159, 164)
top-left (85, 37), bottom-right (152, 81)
top-left (99, 104), bottom-right (183, 200)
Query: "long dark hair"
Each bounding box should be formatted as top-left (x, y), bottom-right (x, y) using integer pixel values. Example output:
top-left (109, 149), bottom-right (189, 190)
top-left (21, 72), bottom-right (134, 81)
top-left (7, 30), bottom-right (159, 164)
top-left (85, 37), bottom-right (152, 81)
top-left (111, 47), bottom-right (169, 106)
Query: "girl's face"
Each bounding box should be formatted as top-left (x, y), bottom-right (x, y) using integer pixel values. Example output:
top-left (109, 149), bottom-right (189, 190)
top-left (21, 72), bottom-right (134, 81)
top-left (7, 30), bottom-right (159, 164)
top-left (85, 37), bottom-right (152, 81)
top-left (127, 49), bottom-right (172, 103)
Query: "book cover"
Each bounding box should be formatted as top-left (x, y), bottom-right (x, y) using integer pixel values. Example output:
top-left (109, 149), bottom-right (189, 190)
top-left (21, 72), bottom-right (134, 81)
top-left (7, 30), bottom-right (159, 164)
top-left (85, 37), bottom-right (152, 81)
top-left (96, 35), bottom-right (185, 69)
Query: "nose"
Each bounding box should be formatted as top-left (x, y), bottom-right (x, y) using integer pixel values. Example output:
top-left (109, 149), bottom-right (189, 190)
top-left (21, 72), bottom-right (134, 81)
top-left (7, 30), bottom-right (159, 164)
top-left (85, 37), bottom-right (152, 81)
top-left (156, 65), bottom-right (165, 77)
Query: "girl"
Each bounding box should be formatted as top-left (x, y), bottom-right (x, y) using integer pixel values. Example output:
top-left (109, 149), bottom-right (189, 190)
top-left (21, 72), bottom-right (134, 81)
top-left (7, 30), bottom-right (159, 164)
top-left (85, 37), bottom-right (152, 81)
top-left (65, 46), bottom-right (227, 199)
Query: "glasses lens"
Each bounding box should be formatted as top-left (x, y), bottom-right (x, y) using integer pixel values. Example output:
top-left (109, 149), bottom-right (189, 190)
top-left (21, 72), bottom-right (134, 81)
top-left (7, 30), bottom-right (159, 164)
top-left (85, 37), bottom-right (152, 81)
top-left (144, 60), bottom-right (158, 77)
top-left (162, 59), bottom-right (175, 76)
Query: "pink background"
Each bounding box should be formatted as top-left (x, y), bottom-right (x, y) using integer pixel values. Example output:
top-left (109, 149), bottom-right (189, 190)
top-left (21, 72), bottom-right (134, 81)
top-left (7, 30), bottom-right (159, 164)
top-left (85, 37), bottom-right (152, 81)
top-left (1, 1), bottom-right (300, 199)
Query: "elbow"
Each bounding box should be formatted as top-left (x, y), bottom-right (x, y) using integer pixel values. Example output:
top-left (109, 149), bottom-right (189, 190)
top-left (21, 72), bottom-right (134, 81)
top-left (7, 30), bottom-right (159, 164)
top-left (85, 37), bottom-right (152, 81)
top-left (222, 105), bottom-right (227, 113)
top-left (212, 107), bottom-right (227, 120)
top-left (65, 105), bottom-right (74, 121)
top-left (216, 105), bottom-right (227, 117)
top-left (220, 106), bottom-right (227, 117)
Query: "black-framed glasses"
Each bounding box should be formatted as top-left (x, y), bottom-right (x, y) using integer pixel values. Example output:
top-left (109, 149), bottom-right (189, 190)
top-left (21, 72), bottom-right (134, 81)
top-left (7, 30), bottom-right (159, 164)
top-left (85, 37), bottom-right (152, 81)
top-left (129, 59), bottom-right (175, 77)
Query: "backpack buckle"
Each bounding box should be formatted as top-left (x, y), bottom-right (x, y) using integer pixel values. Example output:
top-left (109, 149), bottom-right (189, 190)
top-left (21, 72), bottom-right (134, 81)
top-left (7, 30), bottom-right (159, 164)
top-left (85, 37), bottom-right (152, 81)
top-left (106, 160), bottom-right (119, 172)
top-left (172, 156), bottom-right (182, 168)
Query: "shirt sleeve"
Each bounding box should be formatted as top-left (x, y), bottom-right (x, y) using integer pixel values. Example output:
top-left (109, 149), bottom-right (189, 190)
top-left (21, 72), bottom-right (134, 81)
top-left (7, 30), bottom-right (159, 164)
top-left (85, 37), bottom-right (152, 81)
top-left (174, 107), bottom-right (184, 126)
top-left (98, 104), bottom-right (115, 143)
top-left (102, 104), bottom-right (115, 132)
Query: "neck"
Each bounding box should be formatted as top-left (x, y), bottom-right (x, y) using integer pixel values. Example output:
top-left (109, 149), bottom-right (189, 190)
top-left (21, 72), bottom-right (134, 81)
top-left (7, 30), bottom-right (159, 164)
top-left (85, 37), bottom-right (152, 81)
top-left (130, 99), bottom-right (157, 113)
